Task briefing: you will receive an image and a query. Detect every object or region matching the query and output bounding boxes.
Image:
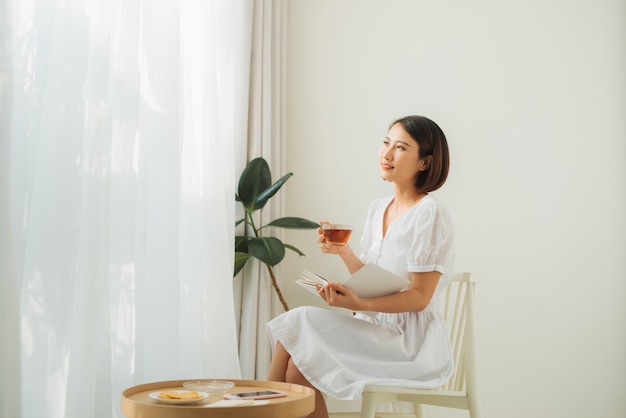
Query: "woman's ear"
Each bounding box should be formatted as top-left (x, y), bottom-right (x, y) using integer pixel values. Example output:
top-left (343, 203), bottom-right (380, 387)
top-left (420, 155), bottom-right (432, 171)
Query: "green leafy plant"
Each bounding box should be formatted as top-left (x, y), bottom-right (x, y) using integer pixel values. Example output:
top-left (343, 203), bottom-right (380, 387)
top-left (234, 157), bottom-right (319, 311)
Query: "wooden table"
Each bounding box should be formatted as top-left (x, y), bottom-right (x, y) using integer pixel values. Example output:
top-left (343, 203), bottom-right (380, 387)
top-left (121, 379), bottom-right (315, 418)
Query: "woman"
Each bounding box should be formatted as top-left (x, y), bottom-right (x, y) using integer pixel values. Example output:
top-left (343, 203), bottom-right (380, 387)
top-left (266, 115), bottom-right (455, 418)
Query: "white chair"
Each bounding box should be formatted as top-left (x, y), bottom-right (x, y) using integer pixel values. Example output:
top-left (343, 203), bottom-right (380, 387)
top-left (360, 272), bottom-right (482, 418)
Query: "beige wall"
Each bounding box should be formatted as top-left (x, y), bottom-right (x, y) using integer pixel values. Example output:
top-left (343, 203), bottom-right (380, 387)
top-left (280, 1), bottom-right (626, 417)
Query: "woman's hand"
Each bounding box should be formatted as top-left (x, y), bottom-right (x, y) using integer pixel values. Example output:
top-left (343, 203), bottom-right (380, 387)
top-left (315, 282), bottom-right (361, 311)
top-left (317, 220), bottom-right (365, 276)
top-left (317, 222), bottom-right (350, 255)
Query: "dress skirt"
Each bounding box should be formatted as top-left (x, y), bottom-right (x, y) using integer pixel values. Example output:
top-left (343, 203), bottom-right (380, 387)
top-left (266, 303), bottom-right (453, 400)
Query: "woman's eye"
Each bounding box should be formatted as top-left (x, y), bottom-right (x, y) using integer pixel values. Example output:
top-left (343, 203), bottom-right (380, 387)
top-left (396, 145), bottom-right (406, 151)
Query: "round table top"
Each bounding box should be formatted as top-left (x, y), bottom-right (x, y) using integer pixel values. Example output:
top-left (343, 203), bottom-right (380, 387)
top-left (120, 379), bottom-right (315, 418)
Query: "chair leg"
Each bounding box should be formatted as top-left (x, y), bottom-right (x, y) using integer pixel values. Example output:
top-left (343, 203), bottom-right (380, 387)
top-left (361, 392), bottom-right (398, 418)
top-left (413, 403), bottom-right (424, 418)
top-left (468, 395), bottom-right (482, 418)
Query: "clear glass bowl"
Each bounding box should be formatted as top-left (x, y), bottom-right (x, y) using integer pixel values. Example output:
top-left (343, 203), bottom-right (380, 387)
top-left (183, 380), bottom-right (235, 395)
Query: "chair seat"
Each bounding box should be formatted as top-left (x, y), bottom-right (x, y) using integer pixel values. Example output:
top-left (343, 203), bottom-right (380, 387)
top-left (364, 385), bottom-right (467, 397)
top-left (363, 385), bottom-right (470, 410)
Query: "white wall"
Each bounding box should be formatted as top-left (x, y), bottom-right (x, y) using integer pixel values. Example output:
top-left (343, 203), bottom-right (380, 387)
top-left (280, 1), bottom-right (626, 417)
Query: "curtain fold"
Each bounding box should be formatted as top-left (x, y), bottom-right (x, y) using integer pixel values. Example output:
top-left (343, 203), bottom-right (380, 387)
top-left (1, 3), bottom-right (21, 417)
top-left (235, 0), bottom-right (287, 380)
top-left (2, 1), bottom-right (252, 417)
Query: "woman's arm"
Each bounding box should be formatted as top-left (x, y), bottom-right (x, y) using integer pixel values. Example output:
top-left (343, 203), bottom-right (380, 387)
top-left (320, 271), bottom-right (441, 313)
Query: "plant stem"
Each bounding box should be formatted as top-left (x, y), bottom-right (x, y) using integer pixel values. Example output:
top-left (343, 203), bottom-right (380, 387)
top-left (265, 264), bottom-right (290, 311)
top-left (246, 209), bottom-right (258, 236)
top-left (247, 209), bottom-right (289, 311)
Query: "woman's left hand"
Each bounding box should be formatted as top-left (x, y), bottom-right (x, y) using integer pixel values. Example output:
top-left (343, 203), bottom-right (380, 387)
top-left (316, 282), bottom-right (360, 310)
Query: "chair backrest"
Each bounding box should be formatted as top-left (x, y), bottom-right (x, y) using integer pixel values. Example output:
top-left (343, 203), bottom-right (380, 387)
top-left (439, 272), bottom-right (476, 392)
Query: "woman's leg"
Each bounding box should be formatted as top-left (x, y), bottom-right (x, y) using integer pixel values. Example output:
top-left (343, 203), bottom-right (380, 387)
top-left (268, 340), bottom-right (329, 418)
top-left (286, 358), bottom-right (329, 418)
top-left (267, 340), bottom-right (291, 382)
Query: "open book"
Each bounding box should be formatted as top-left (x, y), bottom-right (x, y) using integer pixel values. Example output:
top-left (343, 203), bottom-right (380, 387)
top-left (295, 263), bottom-right (410, 317)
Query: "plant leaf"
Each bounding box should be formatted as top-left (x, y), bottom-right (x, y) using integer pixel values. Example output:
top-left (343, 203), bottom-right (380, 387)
top-left (238, 158), bottom-right (271, 209)
top-left (264, 217), bottom-right (320, 229)
top-left (284, 243), bottom-right (305, 257)
top-left (253, 172), bottom-right (293, 210)
top-left (248, 237), bottom-right (285, 266)
top-left (235, 236), bottom-right (249, 253)
top-left (234, 252), bottom-right (252, 277)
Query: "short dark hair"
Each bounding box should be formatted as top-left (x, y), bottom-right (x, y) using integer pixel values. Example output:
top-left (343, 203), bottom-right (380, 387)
top-left (389, 115), bottom-right (450, 192)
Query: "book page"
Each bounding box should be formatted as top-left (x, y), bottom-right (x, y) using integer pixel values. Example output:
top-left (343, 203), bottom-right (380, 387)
top-left (295, 264), bottom-right (409, 317)
top-left (295, 270), bottom-right (327, 296)
top-left (341, 264), bottom-right (409, 298)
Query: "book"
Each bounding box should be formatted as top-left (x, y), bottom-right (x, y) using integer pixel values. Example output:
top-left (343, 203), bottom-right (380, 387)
top-left (295, 270), bottom-right (329, 294)
top-left (295, 263), bottom-right (410, 317)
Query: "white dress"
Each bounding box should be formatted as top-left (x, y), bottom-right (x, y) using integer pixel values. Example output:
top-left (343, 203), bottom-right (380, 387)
top-left (266, 195), bottom-right (456, 400)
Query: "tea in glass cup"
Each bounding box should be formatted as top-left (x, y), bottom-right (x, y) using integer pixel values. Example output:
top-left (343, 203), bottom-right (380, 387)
top-left (322, 224), bottom-right (353, 246)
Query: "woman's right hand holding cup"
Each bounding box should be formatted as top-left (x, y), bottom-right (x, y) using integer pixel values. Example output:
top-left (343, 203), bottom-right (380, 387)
top-left (318, 221), bottom-right (353, 254)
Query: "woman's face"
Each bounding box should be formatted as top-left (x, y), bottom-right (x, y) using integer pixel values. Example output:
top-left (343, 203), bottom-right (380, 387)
top-left (379, 123), bottom-right (428, 186)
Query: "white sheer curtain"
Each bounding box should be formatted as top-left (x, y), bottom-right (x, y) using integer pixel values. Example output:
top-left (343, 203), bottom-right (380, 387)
top-left (1, 1), bottom-right (252, 417)
top-left (0, 2), bottom-right (20, 414)
top-left (234, 0), bottom-right (287, 380)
